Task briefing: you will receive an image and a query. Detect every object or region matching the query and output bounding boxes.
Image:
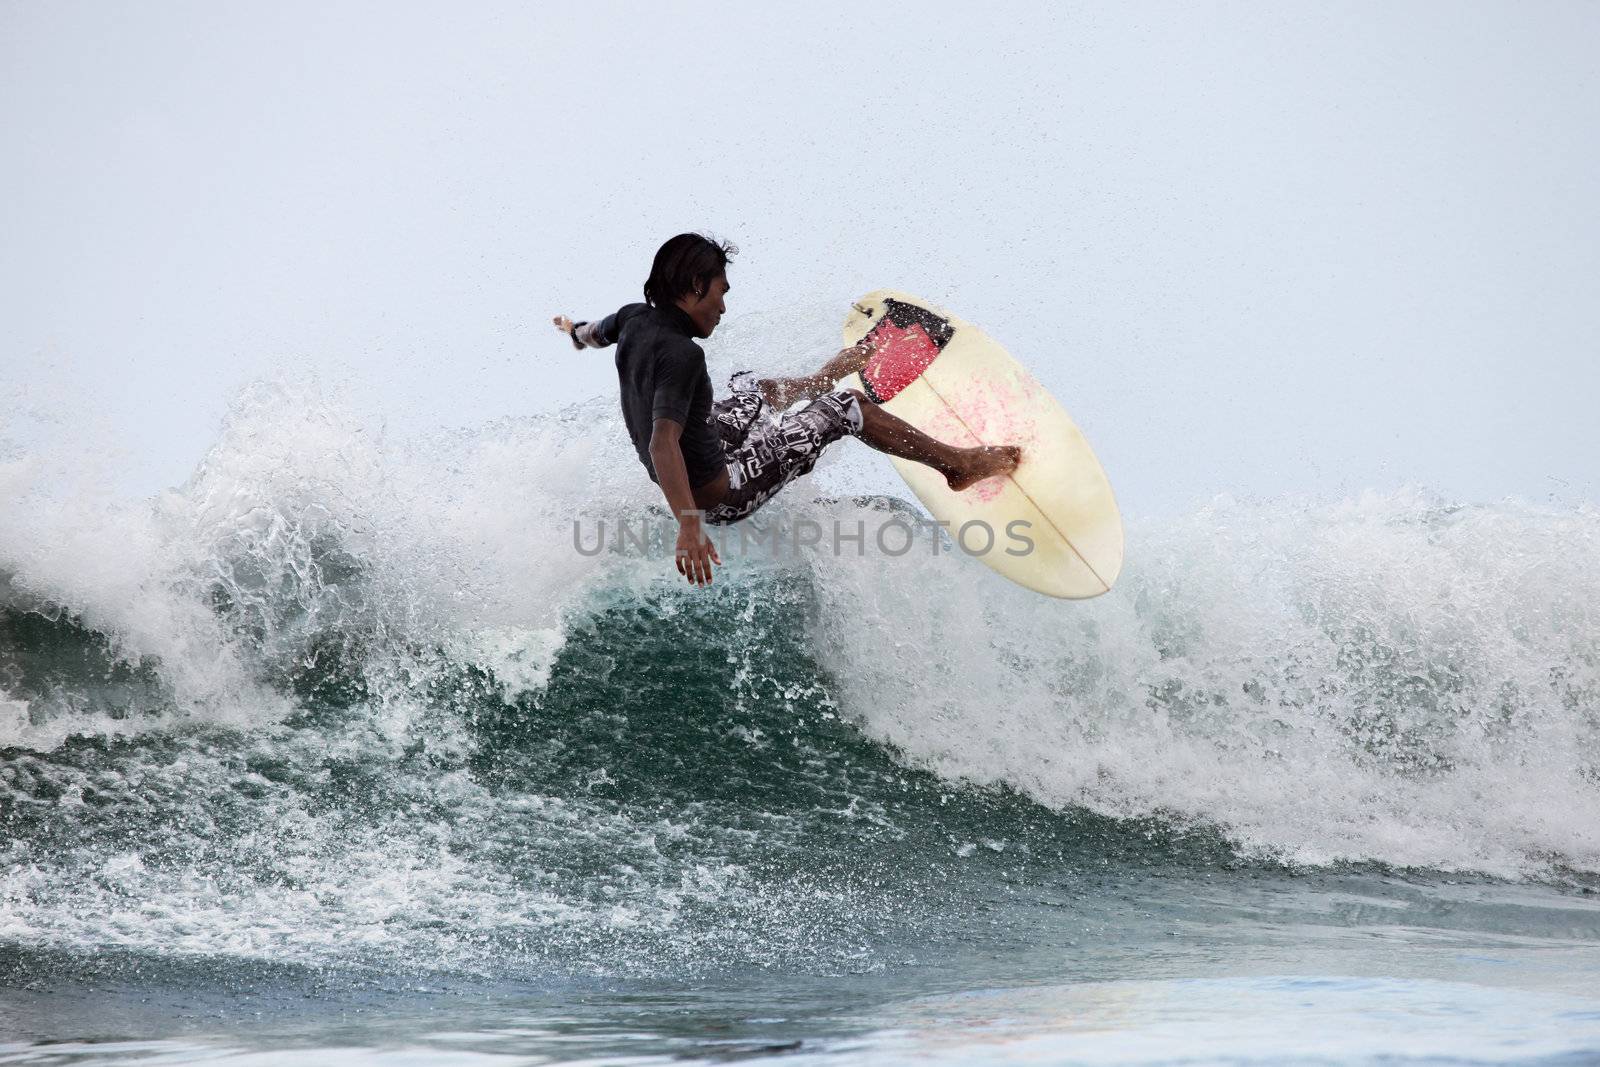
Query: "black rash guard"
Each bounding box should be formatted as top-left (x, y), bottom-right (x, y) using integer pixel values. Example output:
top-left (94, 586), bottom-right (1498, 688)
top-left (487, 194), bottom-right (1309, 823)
top-left (587, 303), bottom-right (725, 488)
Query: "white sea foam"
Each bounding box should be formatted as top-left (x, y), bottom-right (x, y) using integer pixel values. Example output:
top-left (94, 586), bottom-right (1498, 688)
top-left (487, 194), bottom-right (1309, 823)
top-left (808, 491), bottom-right (1600, 877)
top-left (0, 376), bottom-right (645, 744)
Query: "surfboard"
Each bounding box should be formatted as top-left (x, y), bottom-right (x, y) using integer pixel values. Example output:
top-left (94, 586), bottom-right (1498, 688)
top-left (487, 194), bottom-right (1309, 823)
top-left (840, 291), bottom-right (1123, 599)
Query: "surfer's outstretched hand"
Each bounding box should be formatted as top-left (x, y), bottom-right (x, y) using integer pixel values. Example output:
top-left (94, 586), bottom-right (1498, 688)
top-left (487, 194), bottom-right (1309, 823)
top-left (552, 314), bottom-right (575, 335)
top-left (675, 517), bottom-right (721, 587)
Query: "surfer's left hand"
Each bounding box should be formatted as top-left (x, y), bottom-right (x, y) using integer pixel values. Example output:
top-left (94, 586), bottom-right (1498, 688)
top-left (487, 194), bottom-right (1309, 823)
top-left (674, 517), bottom-right (721, 587)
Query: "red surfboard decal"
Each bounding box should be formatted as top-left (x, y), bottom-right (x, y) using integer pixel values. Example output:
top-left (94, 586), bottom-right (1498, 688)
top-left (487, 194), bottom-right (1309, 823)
top-left (858, 299), bottom-right (955, 403)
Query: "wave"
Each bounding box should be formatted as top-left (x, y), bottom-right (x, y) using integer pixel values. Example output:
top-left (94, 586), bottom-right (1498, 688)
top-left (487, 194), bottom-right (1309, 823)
top-left (1, 376), bottom-right (1597, 975)
top-left (811, 489), bottom-right (1600, 877)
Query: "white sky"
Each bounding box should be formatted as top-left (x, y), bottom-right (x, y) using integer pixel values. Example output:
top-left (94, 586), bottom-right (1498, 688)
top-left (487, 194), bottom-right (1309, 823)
top-left (3, 1), bottom-right (1597, 516)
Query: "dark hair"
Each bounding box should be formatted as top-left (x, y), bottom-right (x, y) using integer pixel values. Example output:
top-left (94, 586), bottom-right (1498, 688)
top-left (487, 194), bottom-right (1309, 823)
top-left (643, 233), bottom-right (738, 307)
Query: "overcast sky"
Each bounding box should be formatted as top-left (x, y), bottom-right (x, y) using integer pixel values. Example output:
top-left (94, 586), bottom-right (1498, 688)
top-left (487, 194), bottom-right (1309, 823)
top-left (3, 1), bottom-right (1596, 516)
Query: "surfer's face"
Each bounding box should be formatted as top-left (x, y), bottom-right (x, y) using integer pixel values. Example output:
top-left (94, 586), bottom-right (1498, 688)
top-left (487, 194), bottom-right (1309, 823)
top-left (679, 273), bottom-right (729, 338)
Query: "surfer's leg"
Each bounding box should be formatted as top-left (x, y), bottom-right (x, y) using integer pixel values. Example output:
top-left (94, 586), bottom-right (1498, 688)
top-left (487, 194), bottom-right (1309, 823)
top-left (705, 388), bottom-right (1022, 526)
top-left (756, 341), bottom-right (875, 410)
top-left (709, 386), bottom-right (768, 449)
top-left (851, 391), bottom-right (1022, 492)
top-left (704, 390), bottom-right (864, 526)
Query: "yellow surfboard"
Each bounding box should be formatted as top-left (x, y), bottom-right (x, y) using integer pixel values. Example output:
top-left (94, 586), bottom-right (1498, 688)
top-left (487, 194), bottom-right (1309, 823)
top-left (841, 291), bottom-right (1123, 599)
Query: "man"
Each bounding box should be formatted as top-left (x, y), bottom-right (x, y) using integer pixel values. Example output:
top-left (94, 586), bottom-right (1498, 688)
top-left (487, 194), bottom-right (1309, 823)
top-left (554, 233), bottom-right (1020, 587)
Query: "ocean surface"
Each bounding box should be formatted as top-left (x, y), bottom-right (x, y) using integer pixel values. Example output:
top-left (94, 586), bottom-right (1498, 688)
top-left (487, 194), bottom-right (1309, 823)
top-left (1, 378), bottom-right (1598, 1065)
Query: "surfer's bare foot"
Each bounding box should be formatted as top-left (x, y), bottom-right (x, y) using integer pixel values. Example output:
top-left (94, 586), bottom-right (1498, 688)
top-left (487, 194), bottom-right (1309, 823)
top-left (945, 445), bottom-right (1022, 491)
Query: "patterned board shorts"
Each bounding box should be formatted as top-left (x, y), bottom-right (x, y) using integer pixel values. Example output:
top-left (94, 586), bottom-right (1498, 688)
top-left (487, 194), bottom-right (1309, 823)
top-left (702, 375), bottom-right (865, 526)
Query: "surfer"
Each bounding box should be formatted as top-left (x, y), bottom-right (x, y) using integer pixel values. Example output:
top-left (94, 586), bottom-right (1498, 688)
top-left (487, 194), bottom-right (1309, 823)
top-left (554, 233), bottom-right (1020, 587)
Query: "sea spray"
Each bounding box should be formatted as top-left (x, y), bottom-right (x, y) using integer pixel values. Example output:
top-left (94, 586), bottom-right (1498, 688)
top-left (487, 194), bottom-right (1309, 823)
top-left (809, 491), bottom-right (1600, 876)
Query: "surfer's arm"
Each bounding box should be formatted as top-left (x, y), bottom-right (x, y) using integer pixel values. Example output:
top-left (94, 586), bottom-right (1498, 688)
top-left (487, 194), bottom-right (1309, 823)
top-left (551, 314), bottom-right (616, 350)
top-left (649, 419), bottom-right (720, 586)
